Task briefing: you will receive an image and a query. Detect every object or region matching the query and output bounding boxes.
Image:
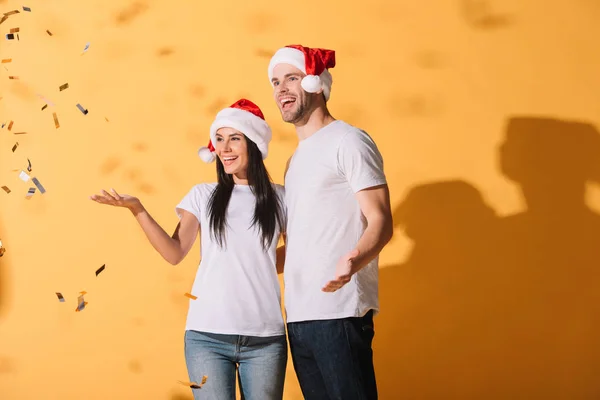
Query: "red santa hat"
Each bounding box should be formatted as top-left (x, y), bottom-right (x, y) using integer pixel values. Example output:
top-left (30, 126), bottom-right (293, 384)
top-left (197, 99), bottom-right (272, 163)
top-left (268, 44), bottom-right (336, 101)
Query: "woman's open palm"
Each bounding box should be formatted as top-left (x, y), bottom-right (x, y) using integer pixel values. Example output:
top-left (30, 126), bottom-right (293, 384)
top-left (90, 188), bottom-right (141, 211)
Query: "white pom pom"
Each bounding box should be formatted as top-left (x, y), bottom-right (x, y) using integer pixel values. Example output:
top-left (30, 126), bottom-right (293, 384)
top-left (197, 147), bottom-right (216, 163)
top-left (301, 75), bottom-right (322, 93)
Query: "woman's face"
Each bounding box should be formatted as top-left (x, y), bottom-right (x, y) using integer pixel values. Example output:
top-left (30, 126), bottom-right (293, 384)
top-left (214, 127), bottom-right (249, 179)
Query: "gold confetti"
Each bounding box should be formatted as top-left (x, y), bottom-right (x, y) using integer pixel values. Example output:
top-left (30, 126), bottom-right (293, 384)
top-left (8, 76), bottom-right (19, 80)
top-left (59, 83), bottom-right (69, 91)
top-left (1, 59), bottom-right (11, 63)
top-left (184, 293), bottom-right (198, 300)
top-left (7, 121), bottom-right (13, 131)
top-left (3, 10), bottom-right (20, 17)
top-left (79, 291), bottom-right (87, 295)
top-left (75, 294), bottom-right (87, 312)
top-left (0, 240), bottom-right (5, 257)
top-left (53, 112), bottom-right (59, 128)
top-left (11, 142), bottom-right (18, 152)
top-left (178, 376), bottom-right (207, 389)
top-left (1, 186), bottom-right (10, 194)
top-left (46, 30), bottom-right (52, 36)
top-left (0, 16), bottom-right (8, 25)
top-left (41, 104), bottom-right (47, 111)
top-left (9, 27), bottom-right (19, 33)
top-left (25, 187), bottom-right (35, 199)
top-left (13, 132), bottom-right (27, 135)
top-left (95, 264), bottom-right (105, 276)
top-left (56, 292), bottom-right (65, 302)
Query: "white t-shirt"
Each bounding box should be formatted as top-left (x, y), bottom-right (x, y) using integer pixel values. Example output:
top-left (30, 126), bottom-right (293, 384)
top-left (283, 120), bottom-right (387, 323)
top-left (175, 183), bottom-right (286, 336)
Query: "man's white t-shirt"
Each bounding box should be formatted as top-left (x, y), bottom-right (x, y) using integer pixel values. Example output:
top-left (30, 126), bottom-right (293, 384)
top-left (283, 120), bottom-right (387, 323)
top-left (175, 183), bottom-right (286, 336)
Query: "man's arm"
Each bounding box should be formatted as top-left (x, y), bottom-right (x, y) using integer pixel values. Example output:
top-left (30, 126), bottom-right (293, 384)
top-left (322, 183), bottom-right (393, 292)
top-left (275, 156), bottom-right (292, 274)
top-left (349, 184), bottom-right (393, 272)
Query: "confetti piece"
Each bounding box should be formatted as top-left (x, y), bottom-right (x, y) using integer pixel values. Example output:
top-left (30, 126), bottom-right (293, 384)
top-left (7, 121), bottom-right (14, 130)
top-left (56, 292), bottom-right (65, 302)
top-left (105, 117), bottom-right (109, 122)
top-left (25, 187), bottom-right (35, 199)
top-left (26, 159), bottom-right (32, 172)
top-left (76, 103), bottom-right (88, 115)
top-left (0, 240), bottom-right (4, 257)
top-left (37, 94), bottom-right (55, 107)
top-left (1, 186), bottom-right (10, 194)
top-left (9, 76), bottom-right (19, 80)
top-left (11, 142), bottom-right (18, 152)
top-left (178, 376), bottom-right (207, 389)
top-left (59, 83), bottom-right (69, 91)
top-left (0, 16), bottom-right (7, 25)
top-left (5, 33), bottom-right (14, 40)
top-left (76, 294), bottom-right (87, 312)
top-left (53, 112), bottom-right (59, 128)
top-left (81, 42), bottom-right (90, 54)
top-left (23, 6), bottom-right (31, 12)
top-left (18, 170), bottom-right (30, 182)
top-left (1, 59), bottom-right (11, 63)
top-left (9, 28), bottom-right (19, 33)
top-left (79, 291), bottom-right (87, 295)
top-left (41, 104), bottom-right (47, 111)
top-left (184, 293), bottom-right (197, 300)
top-left (3, 11), bottom-right (20, 16)
top-left (46, 30), bottom-right (52, 36)
top-left (31, 177), bottom-right (46, 194)
top-left (95, 264), bottom-right (105, 276)
top-left (13, 132), bottom-right (27, 135)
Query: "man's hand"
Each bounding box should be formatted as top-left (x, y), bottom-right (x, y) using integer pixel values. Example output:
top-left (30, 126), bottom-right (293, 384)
top-left (322, 249), bottom-right (360, 292)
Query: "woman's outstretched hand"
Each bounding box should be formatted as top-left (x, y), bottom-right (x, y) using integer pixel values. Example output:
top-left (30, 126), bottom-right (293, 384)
top-left (90, 188), bottom-right (143, 213)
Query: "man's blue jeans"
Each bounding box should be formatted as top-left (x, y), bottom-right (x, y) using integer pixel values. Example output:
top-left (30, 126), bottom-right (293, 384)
top-left (184, 330), bottom-right (287, 400)
top-left (287, 310), bottom-right (378, 400)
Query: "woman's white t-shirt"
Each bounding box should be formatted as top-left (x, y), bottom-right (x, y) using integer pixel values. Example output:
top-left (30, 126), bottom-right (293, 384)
top-left (175, 183), bottom-right (286, 337)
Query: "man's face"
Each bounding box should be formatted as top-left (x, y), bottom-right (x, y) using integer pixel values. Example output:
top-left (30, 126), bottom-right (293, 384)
top-left (271, 63), bottom-right (312, 124)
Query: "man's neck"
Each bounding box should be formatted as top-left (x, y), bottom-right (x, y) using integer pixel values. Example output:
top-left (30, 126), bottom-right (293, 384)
top-left (294, 106), bottom-right (336, 141)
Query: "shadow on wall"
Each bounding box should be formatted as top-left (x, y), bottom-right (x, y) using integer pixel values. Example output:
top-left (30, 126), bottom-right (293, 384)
top-left (374, 116), bottom-right (600, 399)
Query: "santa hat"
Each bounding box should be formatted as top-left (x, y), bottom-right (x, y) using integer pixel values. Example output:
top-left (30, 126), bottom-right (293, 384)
top-left (268, 44), bottom-right (336, 101)
top-left (197, 99), bottom-right (272, 163)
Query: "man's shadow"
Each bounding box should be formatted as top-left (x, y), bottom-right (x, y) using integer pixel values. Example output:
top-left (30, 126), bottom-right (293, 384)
top-left (374, 116), bottom-right (600, 399)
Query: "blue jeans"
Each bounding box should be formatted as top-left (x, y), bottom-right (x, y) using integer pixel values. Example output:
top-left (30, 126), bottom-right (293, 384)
top-left (184, 330), bottom-right (287, 400)
top-left (287, 310), bottom-right (377, 400)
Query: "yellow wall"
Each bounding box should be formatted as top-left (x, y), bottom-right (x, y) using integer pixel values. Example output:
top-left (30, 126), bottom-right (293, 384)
top-left (1, 0), bottom-right (600, 398)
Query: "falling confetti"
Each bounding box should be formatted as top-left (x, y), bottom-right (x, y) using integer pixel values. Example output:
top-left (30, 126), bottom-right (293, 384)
top-left (7, 121), bottom-right (13, 130)
top-left (9, 28), bottom-right (19, 33)
top-left (95, 264), bottom-right (105, 276)
top-left (1, 186), bottom-right (10, 194)
top-left (26, 159), bottom-right (32, 172)
top-left (0, 240), bottom-right (4, 257)
top-left (23, 6), bottom-right (32, 12)
top-left (59, 83), bottom-right (69, 91)
top-left (25, 187), bottom-right (35, 199)
top-left (56, 293), bottom-right (65, 302)
top-left (4, 11), bottom-right (20, 17)
top-left (184, 293), bottom-right (198, 300)
top-left (41, 104), bottom-right (47, 111)
top-left (1, 59), bottom-right (11, 63)
top-left (19, 170), bottom-right (30, 182)
top-left (76, 103), bottom-right (88, 115)
top-left (13, 132), bottom-right (27, 135)
top-left (52, 112), bottom-right (59, 128)
top-left (46, 30), bottom-right (52, 36)
top-left (81, 42), bottom-right (90, 55)
top-left (31, 177), bottom-right (46, 194)
top-left (75, 294), bottom-right (87, 312)
top-left (178, 376), bottom-right (207, 389)
top-left (8, 76), bottom-right (19, 80)
top-left (11, 142), bottom-right (18, 152)
top-left (5, 33), bottom-right (14, 40)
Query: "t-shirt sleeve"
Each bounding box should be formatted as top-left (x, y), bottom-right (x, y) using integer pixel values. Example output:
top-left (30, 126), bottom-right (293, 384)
top-left (175, 185), bottom-right (203, 223)
top-left (337, 129), bottom-right (387, 193)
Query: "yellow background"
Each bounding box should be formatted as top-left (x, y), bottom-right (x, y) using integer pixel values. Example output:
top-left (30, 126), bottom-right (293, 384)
top-left (1, 0), bottom-right (600, 398)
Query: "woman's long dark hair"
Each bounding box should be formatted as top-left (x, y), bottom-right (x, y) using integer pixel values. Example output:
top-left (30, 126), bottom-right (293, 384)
top-left (206, 136), bottom-right (284, 251)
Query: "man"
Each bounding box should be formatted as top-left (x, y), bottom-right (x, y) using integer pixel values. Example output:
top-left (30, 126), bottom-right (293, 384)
top-left (267, 44), bottom-right (394, 400)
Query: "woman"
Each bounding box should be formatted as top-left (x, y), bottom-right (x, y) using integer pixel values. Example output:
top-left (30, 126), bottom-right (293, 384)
top-left (90, 99), bottom-right (287, 400)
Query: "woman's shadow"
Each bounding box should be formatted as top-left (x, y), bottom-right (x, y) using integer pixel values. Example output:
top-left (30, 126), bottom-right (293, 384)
top-left (374, 116), bottom-right (600, 399)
